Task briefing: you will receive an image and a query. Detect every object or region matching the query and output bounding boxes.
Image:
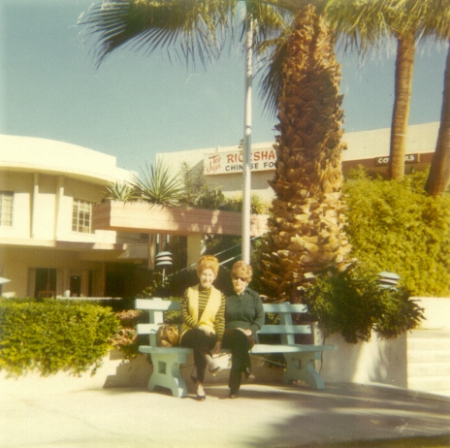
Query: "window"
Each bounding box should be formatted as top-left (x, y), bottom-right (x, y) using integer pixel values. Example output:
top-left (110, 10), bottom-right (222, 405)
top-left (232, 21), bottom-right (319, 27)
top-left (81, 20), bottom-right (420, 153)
top-left (72, 199), bottom-right (93, 233)
top-left (0, 191), bottom-right (13, 226)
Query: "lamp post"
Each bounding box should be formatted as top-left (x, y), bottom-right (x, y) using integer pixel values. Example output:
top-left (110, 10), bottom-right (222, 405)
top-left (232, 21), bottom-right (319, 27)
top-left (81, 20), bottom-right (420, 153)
top-left (155, 251), bottom-right (173, 283)
top-left (242, 10), bottom-right (253, 265)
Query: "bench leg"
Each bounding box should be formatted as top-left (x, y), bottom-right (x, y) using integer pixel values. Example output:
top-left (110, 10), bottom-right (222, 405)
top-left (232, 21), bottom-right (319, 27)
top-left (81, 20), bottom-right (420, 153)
top-left (282, 352), bottom-right (325, 390)
top-left (148, 353), bottom-right (188, 398)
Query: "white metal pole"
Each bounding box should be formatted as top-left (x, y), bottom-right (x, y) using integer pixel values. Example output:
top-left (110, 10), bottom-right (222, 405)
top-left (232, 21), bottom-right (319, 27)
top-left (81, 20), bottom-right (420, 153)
top-left (242, 13), bottom-right (253, 264)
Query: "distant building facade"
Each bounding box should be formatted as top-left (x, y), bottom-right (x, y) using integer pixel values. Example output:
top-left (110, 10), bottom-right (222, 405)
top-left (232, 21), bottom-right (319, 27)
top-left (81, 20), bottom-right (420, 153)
top-left (157, 121), bottom-right (438, 202)
top-left (0, 135), bottom-right (151, 299)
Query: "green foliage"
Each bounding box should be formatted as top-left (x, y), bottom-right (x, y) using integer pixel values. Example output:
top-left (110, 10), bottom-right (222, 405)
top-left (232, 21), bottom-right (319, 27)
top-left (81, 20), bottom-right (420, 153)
top-left (303, 267), bottom-right (425, 344)
top-left (196, 187), bottom-right (230, 210)
top-left (103, 181), bottom-right (136, 202)
top-left (344, 170), bottom-right (450, 296)
top-left (224, 194), bottom-right (270, 214)
top-left (0, 299), bottom-right (119, 376)
top-left (179, 162), bottom-right (269, 213)
top-left (178, 161), bottom-right (230, 210)
top-left (133, 160), bottom-right (183, 206)
top-left (179, 162), bottom-right (208, 207)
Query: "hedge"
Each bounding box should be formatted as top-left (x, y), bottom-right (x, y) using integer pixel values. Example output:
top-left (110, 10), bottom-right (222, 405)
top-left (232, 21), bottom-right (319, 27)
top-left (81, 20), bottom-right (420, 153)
top-left (344, 169), bottom-right (450, 296)
top-left (0, 299), bottom-right (119, 376)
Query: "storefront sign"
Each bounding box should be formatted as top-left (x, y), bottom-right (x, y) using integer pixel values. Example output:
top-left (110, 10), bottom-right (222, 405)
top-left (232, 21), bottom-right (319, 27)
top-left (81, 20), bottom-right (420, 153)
top-left (374, 153), bottom-right (419, 166)
top-left (204, 148), bottom-right (276, 175)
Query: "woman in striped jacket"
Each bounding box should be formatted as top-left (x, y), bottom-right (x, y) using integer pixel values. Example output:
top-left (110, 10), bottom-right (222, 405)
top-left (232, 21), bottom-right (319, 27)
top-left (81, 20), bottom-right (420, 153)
top-left (180, 255), bottom-right (225, 400)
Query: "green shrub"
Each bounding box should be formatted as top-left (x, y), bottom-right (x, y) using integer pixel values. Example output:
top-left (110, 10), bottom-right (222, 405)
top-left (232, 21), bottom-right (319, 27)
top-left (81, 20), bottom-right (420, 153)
top-left (344, 169), bottom-right (450, 296)
top-left (303, 267), bottom-right (425, 344)
top-left (0, 299), bottom-right (119, 376)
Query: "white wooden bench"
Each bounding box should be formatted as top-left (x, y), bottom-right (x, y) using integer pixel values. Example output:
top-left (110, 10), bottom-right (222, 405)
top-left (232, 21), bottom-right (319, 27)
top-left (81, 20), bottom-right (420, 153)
top-left (136, 298), bottom-right (337, 398)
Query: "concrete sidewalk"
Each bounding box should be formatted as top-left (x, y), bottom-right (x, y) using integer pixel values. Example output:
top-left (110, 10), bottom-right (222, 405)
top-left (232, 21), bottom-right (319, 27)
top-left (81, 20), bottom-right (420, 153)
top-left (1, 377), bottom-right (450, 448)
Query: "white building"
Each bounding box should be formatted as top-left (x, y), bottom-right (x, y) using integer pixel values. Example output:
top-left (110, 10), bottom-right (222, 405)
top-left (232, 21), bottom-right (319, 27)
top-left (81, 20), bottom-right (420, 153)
top-left (0, 135), bottom-right (151, 299)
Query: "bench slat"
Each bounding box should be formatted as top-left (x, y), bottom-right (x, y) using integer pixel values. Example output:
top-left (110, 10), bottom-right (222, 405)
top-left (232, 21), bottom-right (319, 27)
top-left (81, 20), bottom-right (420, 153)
top-left (258, 324), bottom-right (311, 335)
top-left (137, 323), bottom-right (160, 335)
top-left (135, 299), bottom-right (308, 314)
top-left (250, 344), bottom-right (337, 354)
top-left (136, 298), bottom-right (181, 311)
top-left (139, 346), bottom-right (192, 355)
top-left (262, 303), bottom-right (308, 313)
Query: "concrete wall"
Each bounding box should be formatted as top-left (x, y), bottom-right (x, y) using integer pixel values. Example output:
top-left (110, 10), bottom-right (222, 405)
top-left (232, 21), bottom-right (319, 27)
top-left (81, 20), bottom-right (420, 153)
top-left (413, 297), bottom-right (450, 330)
top-left (320, 297), bottom-right (450, 388)
top-left (320, 332), bottom-right (407, 388)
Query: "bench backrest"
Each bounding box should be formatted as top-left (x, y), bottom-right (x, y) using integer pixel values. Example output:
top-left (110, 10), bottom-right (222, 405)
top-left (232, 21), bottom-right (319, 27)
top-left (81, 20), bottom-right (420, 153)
top-left (136, 298), bottom-right (181, 347)
top-left (258, 303), bottom-right (311, 345)
top-left (135, 298), bottom-right (312, 347)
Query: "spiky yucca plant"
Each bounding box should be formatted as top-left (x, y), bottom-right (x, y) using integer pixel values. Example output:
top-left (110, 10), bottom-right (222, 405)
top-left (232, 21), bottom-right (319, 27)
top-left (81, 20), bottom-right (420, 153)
top-left (260, 3), bottom-right (351, 302)
top-left (104, 181), bottom-right (136, 202)
top-left (133, 161), bottom-right (183, 206)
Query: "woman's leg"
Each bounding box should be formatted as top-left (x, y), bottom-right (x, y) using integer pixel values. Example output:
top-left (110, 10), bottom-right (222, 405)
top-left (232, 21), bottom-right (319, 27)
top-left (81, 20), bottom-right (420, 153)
top-left (180, 329), bottom-right (216, 384)
top-left (222, 329), bottom-right (255, 396)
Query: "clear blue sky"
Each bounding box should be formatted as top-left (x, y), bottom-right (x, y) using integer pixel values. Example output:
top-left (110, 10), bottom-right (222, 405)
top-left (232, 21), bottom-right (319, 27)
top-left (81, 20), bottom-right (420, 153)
top-left (0, 0), bottom-right (448, 173)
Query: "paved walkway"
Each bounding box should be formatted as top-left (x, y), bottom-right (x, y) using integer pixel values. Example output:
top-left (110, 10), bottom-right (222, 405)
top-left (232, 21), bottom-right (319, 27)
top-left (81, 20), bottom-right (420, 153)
top-left (1, 377), bottom-right (450, 448)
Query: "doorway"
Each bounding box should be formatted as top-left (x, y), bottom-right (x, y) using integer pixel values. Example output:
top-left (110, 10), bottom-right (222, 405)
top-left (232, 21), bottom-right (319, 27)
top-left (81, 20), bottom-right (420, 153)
top-left (70, 275), bottom-right (81, 297)
top-left (35, 268), bottom-right (56, 299)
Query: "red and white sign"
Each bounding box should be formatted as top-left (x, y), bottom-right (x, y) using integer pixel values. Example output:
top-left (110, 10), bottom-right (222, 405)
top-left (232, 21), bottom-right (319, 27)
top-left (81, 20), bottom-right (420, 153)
top-left (204, 148), bottom-right (276, 175)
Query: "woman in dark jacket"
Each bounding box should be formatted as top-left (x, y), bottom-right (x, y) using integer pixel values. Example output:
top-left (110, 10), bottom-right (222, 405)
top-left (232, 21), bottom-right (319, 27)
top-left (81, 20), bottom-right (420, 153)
top-left (222, 261), bottom-right (264, 398)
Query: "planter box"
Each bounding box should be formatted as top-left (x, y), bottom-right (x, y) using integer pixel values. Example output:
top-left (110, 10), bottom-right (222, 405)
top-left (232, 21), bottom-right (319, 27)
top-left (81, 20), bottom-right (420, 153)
top-left (93, 201), bottom-right (269, 236)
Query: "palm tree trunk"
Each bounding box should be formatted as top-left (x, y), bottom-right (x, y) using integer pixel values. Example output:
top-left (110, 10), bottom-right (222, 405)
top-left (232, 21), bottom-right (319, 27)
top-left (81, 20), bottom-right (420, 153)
top-left (260, 4), bottom-right (351, 301)
top-left (389, 33), bottom-right (415, 180)
top-left (426, 44), bottom-right (450, 196)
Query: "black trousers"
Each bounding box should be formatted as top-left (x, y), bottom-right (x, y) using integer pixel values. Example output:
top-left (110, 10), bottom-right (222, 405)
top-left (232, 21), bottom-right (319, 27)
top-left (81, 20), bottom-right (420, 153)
top-left (180, 328), bottom-right (216, 383)
top-left (222, 328), bottom-right (255, 393)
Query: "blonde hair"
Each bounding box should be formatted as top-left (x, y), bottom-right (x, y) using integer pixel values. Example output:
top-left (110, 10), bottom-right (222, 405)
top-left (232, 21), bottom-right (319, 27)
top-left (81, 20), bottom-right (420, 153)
top-left (230, 261), bottom-right (253, 282)
top-left (197, 255), bottom-right (219, 277)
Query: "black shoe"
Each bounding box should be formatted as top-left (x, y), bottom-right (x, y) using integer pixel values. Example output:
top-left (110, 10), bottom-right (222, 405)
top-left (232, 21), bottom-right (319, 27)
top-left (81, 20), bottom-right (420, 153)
top-left (244, 368), bottom-right (255, 382)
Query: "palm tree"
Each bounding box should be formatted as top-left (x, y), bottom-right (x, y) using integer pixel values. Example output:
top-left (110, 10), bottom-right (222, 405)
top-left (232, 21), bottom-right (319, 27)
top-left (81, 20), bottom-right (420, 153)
top-left (422, 0), bottom-right (450, 196)
top-left (82, 0), bottom-right (354, 302)
top-left (258, 1), bottom-right (352, 301)
top-left (326, 0), bottom-right (436, 181)
top-left (426, 45), bottom-right (450, 196)
top-left (80, 0), bottom-right (288, 263)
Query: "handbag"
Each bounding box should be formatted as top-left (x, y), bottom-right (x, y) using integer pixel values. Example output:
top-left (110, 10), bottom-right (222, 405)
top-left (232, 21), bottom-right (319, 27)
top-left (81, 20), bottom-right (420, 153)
top-left (156, 324), bottom-right (180, 347)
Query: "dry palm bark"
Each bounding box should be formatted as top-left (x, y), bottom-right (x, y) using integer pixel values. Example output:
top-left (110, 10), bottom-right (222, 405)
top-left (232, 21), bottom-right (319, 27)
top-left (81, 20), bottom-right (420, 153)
top-left (260, 4), bottom-right (351, 302)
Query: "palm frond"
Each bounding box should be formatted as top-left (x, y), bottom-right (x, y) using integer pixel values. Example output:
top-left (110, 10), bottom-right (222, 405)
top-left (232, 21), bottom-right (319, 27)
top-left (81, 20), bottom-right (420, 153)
top-left (326, 0), bottom-right (392, 55)
top-left (79, 0), bottom-right (236, 68)
top-left (327, 0), bottom-right (450, 55)
top-left (245, 1), bottom-right (293, 49)
top-left (257, 24), bottom-right (292, 117)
